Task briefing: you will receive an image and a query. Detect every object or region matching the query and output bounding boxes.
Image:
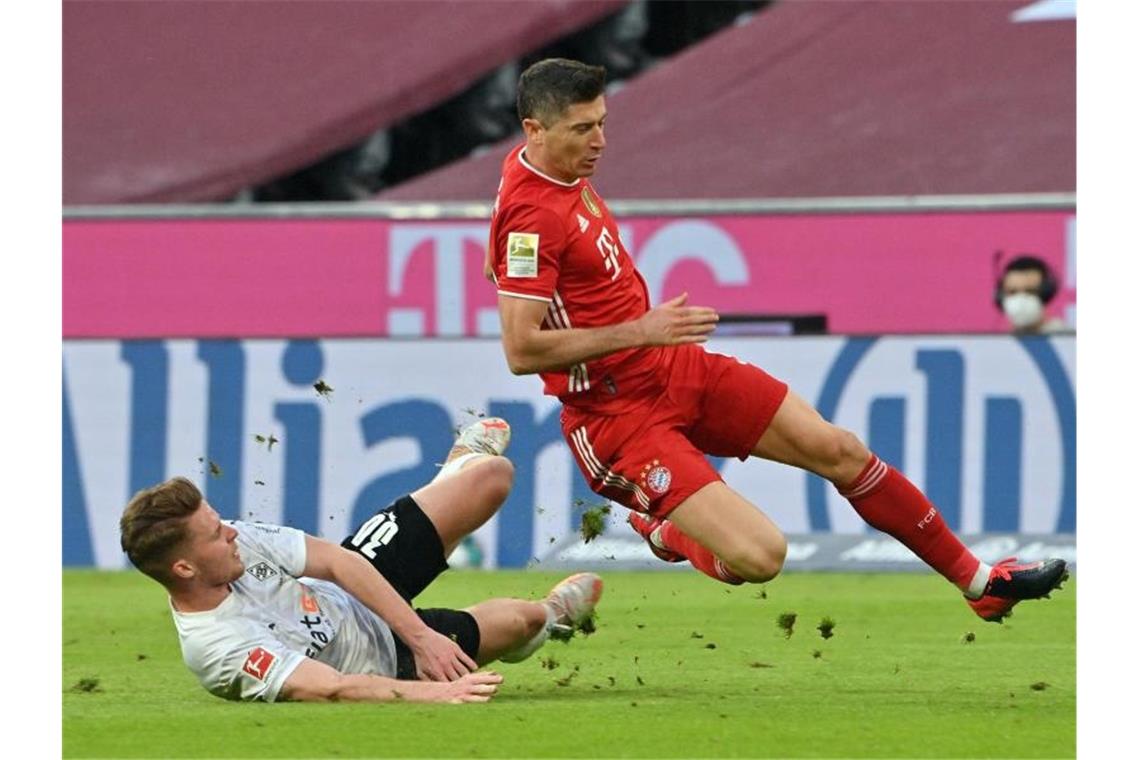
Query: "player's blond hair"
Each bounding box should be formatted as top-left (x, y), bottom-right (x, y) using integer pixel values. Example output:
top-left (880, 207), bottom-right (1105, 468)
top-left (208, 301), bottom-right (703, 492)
top-left (119, 477), bottom-right (203, 584)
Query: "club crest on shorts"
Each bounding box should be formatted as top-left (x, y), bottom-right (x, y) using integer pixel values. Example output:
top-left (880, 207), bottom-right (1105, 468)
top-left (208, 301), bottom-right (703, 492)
top-left (640, 459), bottom-right (672, 494)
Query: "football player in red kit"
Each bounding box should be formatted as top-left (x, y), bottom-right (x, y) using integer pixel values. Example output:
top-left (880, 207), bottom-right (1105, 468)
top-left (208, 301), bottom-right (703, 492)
top-left (486, 58), bottom-right (1067, 623)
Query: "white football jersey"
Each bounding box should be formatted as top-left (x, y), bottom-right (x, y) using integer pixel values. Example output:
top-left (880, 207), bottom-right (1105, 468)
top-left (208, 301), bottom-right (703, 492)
top-left (171, 521), bottom-right (399, 702)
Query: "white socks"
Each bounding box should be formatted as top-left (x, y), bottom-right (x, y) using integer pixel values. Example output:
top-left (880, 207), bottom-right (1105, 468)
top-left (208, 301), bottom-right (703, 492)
top-left (497, 605), bottom-right (555, 663)
top-left (964, 562), bottom-right (993, 599)
top-left (431, 452), bottom-right (486, 483)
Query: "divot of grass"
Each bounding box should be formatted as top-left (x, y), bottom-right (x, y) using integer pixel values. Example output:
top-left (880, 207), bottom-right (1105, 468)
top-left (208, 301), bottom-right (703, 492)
top-left (71, 677), bottom-right (102, 693)
top-left (579, 505), bottom-right (612, 543)
top-left (777, 612), bottom-right (797, 639)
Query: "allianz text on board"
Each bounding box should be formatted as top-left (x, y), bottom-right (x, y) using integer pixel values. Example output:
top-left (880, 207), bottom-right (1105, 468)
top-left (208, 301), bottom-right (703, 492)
top-left (63, 336), bottom-right (1074, 568)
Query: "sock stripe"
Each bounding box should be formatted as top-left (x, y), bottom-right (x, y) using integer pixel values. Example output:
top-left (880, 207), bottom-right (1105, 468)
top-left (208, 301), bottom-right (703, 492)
top-left (713, 558), bottom-right (745, 585)
top-left (842, 458), bottom-right (889, 499)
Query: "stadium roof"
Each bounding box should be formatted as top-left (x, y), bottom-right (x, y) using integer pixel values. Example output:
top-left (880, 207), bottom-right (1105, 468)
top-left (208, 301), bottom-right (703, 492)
top-left (63, 0), bottom-right (625, 204)
top-left (377, 0), bottom-right (1075, 201)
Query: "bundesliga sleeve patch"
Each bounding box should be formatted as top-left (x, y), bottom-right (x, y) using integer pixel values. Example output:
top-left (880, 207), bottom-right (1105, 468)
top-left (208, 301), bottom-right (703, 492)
top-left (506, 232), bottom-right (540, 278)
top-left (241, 646), bottom-right (277, 682)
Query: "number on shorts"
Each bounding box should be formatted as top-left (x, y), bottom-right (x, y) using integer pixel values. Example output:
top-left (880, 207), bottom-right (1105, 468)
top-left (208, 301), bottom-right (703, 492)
top-left (349, 513), bottom-right (399, 559)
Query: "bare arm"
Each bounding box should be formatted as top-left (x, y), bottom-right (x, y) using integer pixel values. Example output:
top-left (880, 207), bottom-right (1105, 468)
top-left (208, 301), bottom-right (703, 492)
top-left (280, 658), bottom-right (502, 704)
top-left (303, 536), bottom-right (477, 681)
top-left (498, 291), bottom-right (719, 375)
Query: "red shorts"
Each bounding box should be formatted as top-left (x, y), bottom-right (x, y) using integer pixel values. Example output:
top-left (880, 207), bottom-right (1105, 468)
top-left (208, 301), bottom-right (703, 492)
top-left (561, 344), bottom-right (788, 518)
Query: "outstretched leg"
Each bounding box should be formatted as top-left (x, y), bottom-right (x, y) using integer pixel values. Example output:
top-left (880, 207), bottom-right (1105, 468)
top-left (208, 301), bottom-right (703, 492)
top-left (749, 389), bottom-right (1067, 620)
top-left (411, 418), bottom-right (514, 556)
top-left (464, 598), bottom-right (550, 664)
top-left (749, 389), bottom-right (990, 595)
top-left (468, 573), bottom-right (603, 664)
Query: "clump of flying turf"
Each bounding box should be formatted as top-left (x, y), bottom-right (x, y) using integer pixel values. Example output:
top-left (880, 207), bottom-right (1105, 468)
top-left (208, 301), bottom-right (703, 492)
top-left (1030, 681), bottom-right (1050, 691)
top-left (817, 617), bottom-right (836, 640)
top-left (961, 632), bottom-right (976, 644)
top-left (541, 656), bottom-right (559, 670)
top-left (578, 612), bottom-right (597, 635)
top-left (253, 433), bottom-right (279, 451)
top-left (72, 677), bottom-right (102, 693)
top-left (777, 612), bottom-right (797, 639)
top-left (579, 505), bottom-right (612, 543)
top-left (313, 380), bottom-right (334, 399)
top-left (550, 611), bottom-right (598, 642)
top-left (555, 670), bottom-right (578, 687)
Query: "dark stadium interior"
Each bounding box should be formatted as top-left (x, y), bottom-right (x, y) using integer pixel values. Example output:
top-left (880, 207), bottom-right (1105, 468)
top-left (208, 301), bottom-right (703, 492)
top-left (64, 0), bottom-right (1072, 205)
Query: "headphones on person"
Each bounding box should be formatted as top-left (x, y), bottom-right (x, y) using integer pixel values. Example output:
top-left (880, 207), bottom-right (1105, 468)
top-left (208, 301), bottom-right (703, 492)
top-left (992, 252), bottom-right (1058, 309)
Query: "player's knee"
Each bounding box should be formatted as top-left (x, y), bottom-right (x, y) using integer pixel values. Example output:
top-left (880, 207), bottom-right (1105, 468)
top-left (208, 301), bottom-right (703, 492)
top-left (476, 456), bottom-right (515, 504)
top-left (814, 427), bottom-right (869, 482)
top-left (726, 535), bottom-right (787, 583)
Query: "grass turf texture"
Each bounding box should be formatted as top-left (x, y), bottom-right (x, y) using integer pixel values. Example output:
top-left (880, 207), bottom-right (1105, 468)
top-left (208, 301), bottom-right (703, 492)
top-left (64, 569), bottom-right (1074, 759)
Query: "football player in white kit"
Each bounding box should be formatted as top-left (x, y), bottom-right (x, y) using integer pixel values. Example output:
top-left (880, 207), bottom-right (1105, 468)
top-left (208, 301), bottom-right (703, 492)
top-left (119, 419), bottom-right (602, 704)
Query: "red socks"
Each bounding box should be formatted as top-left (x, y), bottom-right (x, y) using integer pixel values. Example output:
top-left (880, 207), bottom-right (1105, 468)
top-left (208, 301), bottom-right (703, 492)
top-left (657, 521), bottom-right (745, 585)
top-left (840, 455), bottom-right (982, 593)
top-left (650, 453), bottom-right (984, 595)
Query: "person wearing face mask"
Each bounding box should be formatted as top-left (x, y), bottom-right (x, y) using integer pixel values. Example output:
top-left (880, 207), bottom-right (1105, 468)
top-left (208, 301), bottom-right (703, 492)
top-left (995, 255), bottom-right (1069, 334)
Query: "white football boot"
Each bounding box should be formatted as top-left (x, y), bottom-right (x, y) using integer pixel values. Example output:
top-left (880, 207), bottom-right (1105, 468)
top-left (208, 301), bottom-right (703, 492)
top-left (455, 417), bottom-right (512, 456)
top-left (545, 572), bottom-right (604, 641)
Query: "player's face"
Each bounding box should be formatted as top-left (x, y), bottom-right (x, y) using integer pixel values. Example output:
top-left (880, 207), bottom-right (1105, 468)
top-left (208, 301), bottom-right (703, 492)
top-left (543, 96), bottom-right (607, 181)
top-left (182, 502), bottom-right (243, 584)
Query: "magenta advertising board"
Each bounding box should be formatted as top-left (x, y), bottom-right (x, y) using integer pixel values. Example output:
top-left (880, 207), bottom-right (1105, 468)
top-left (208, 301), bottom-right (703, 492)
top-left (63, 210), bottom-right (1074, 338)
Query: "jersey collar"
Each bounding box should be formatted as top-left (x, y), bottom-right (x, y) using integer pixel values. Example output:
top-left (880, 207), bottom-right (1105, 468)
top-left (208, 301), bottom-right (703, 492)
top-left (519, 149), bottom-right (581, 188)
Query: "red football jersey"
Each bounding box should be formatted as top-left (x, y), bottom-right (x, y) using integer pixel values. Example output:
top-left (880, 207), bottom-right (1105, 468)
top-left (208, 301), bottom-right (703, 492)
top-left (489, 145), bottom-right (664, 412)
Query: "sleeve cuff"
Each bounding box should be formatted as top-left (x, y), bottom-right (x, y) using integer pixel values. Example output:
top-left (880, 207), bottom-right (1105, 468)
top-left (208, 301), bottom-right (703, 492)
top-left (497, 289), bottom-right (553, 303)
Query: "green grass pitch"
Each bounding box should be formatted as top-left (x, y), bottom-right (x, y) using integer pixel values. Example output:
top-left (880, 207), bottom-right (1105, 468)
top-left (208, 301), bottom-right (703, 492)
top-left (64, 569), bottom-right (1074, 758)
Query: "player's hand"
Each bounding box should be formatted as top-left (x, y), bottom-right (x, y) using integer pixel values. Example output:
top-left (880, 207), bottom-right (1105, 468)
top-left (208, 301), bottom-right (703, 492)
top-left (409, 628), bottom-right (478, 681)
top-left (431, 671), bottom-right (503, 704)
top-left (636, 292), bottom-right (719, 346)
top-left (483, 248), bottom-right (495, 282)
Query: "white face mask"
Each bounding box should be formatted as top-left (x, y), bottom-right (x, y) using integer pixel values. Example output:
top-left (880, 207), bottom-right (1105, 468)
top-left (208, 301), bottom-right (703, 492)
top-left (1002, 292), bottom-right (1044, 330)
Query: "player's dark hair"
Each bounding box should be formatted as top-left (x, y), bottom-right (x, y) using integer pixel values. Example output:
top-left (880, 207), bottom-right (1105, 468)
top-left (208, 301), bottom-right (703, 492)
top-left (120, 476), bottom-right (204, 584)
top-left (517, 58), bottom-right (607, 126)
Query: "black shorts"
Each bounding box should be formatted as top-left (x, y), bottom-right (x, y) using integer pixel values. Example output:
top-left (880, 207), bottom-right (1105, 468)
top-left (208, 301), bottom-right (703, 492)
top-left (392, 608), bottom-right (481, 680)
top-left (340, 494), bottom-right (480, 678)
top-left (341, 494), bottom-right (449, 601)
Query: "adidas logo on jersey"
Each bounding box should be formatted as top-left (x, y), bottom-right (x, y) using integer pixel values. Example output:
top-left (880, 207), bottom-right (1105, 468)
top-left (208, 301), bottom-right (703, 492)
top-left (577, 214), bottom-right (590, 233)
